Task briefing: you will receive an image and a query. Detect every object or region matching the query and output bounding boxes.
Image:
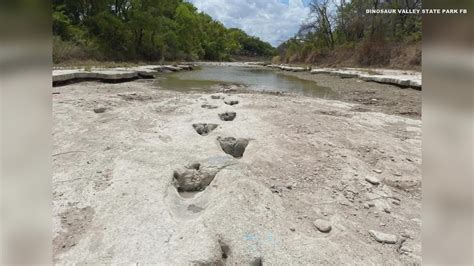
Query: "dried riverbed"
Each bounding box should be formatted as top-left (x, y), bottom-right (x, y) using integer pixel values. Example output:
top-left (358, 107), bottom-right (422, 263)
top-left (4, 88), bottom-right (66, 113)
top-left (281, 71), bottom-right (422, 119)
top-left (53, 71), bottom-right (421, 264)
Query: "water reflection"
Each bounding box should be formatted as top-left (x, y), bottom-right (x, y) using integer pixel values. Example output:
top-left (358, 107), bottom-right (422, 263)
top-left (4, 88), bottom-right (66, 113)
top-left (154, 66), bottom-right (338, 99)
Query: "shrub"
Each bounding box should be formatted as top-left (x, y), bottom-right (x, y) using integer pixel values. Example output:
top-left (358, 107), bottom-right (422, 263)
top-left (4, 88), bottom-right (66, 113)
top-left (272, 56), bottom-right (281, 64)
top-left (53, 36), bottom-right (101, 64)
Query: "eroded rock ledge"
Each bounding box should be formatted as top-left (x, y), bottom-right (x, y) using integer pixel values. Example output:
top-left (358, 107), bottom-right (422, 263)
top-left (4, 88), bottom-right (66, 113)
top-left (52, 64), bottom-right (194, 86)
top-left (266, 64), bottom-right (421, 89)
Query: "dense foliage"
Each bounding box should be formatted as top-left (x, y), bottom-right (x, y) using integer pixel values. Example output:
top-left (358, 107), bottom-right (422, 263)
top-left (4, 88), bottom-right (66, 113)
top-left (277, 0), bottom-right (422, 67)
top-left (52, 0), bottom-right (275, 63)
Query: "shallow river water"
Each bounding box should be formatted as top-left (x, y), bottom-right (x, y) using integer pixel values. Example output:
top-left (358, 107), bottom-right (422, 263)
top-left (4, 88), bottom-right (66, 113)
top-left (155, 66), bottom-right (338, 99)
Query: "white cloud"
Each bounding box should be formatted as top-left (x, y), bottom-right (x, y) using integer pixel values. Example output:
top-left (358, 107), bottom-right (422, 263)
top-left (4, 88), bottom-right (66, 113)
top-left (188, 0), bottom-right (310, 46)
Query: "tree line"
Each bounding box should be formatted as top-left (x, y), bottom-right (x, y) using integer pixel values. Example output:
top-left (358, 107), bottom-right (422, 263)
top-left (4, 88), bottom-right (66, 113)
top-left (277, 0), bottom-right (422, 67)
top-left (53, 0), bottom-right (276, 63)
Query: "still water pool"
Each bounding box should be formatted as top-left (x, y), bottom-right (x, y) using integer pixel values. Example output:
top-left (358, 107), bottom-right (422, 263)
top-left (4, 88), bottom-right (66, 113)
top-left (155, 66), bottom-right (338, 99)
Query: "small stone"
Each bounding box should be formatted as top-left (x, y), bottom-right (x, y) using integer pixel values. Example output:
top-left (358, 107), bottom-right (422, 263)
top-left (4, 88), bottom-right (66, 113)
top-left (339, 200), bottom-right (350, 206)
top-left (313, 219), bottom-right (332, 233)
top-left (270, 185), bottom-right (280, 194)
top-left (368, 230), bottom-right (397, 244)
top-left (384, 207), bottom-right (391, 214)
top-left (94, 107), bottom-right (106, 113)
top-left (401, 230), bottom-right (414, 239)
top-left (290, 227), bottom-right (296, 232)
top-left (373, 169), bottom-right (383, 174)
top-left (201, 104), bottom-right (218, 109)
top-left (224, 99), bottom-right (239, 105)
top-left (365, 176), bottom-right (380, 185)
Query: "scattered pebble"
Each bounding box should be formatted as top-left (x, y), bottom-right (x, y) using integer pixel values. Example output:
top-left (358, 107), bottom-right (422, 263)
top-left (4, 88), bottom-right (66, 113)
top-left (201, 104), bottom-right (218, 109)
top-left (368, 230), bottom-right (397, 244)
top-left (373, 169), bottom-right (383, 174)
top-left (270, 185), bottom-right (281, 194)
top-left (224, 100), bottom-right (239, 105)
top-left (313, 219), bottom-right (332, 233)
top-left (365, 176), bottom-right (380, 185)
top-left (94, 107), bottom-right (106, 113)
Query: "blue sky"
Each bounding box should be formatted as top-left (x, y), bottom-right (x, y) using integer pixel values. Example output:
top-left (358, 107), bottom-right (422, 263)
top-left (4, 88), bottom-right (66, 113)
top-left (188, 0), bottom-right (311, 47)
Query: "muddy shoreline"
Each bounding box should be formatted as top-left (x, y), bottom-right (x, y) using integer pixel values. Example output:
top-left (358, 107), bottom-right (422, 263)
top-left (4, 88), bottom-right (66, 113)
top-left (280, 71), bottom-right (422, 119)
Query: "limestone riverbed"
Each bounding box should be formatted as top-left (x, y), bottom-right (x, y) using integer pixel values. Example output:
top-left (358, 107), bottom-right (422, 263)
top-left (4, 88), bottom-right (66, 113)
top-left (53, 69), bottom-right (422, 264)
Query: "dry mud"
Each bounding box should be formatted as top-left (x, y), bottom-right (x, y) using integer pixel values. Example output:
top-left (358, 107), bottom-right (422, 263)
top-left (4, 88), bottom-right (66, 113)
top-left (53, 79), bottom-right (421, 264)
top-left (281, 71), bottom-right (422, 119)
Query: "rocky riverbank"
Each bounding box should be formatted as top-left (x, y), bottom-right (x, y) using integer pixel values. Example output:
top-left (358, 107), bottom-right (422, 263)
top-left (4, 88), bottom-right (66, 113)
top-left (52, 64), bottom-right (195, 86)
top-left (53, 77), bottom-right (421, 264)
top-left (279, 70), bottom-right (422, 119)
top-left (266, 64), bottom-right (421, 89)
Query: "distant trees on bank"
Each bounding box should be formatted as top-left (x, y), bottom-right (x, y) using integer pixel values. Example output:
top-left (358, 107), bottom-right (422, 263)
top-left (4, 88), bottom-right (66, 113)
top-left (53, 0), bottom-right (276, 63)
top-left (277, 0), bottom-right (422, 68)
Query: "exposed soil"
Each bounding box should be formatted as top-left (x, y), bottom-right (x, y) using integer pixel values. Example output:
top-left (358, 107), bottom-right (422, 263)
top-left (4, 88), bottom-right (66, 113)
top-left (281, 71), bottom-right (422, 119)
top-left (282, 42), bottom-right (421, 71)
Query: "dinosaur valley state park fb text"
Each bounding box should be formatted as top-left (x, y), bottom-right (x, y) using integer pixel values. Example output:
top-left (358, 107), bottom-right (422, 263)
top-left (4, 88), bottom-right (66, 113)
top-left (366, 8), bottom-right (468, 14)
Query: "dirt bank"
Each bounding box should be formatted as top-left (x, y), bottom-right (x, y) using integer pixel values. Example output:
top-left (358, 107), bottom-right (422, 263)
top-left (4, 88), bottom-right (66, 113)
top-left (279, 42), bottom-right (421, 71)
top-left (280, 71), bottom-right (422, 119)
top-left (53, 79), bottom-right (421, 264)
